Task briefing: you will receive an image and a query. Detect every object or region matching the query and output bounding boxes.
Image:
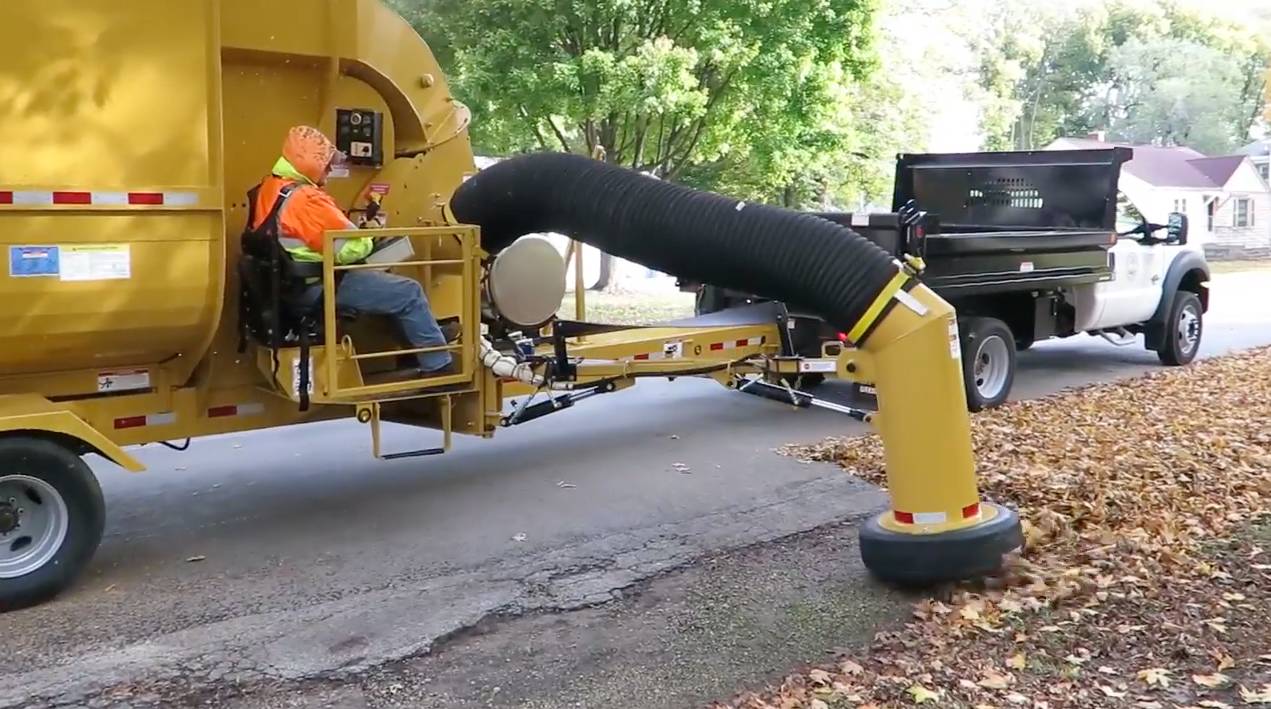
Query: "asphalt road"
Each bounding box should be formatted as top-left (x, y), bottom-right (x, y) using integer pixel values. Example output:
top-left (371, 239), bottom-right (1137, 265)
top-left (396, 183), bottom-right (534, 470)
top-left (3, 272), bottom-right (1270, 708)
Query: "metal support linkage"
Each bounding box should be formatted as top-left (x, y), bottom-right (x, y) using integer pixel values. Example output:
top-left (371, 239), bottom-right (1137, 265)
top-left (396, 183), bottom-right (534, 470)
top-left (735, 376), bottom-right (873, 423)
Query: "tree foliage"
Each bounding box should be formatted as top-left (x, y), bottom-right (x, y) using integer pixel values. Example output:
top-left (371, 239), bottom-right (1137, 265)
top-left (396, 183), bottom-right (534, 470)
top-left (972, 0), bottom-right (1269, 153)
top-left (389, 0), bottom-right (900, 206)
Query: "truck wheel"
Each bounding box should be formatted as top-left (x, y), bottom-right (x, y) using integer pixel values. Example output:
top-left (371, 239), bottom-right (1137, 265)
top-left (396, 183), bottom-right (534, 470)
top-left (0, 437), bottom-right (105, 612)
top-left (959, 317), bottom-right (1016, 412)
top-left (1156, 290), bottom-right (1203, 366)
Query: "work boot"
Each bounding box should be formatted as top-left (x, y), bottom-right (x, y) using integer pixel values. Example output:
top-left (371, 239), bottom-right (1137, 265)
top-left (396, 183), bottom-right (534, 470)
top-left (420, 359), bottom-right (459, 377)
top-left (439, 320), bottom-right (462, 343)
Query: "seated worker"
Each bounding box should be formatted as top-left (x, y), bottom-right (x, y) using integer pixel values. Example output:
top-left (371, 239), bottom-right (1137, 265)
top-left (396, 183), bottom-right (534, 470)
top-left (248, 125), bottom-right (456, 375)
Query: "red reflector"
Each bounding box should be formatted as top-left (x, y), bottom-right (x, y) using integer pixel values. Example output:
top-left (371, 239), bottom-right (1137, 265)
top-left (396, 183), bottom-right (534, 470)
top-left (962, 502), bottom-right (980, 519)
top-left (52, 191), bottom-right (92, 205)
top-left (128, 192), bottom-right (164, 205)
top-left (207, 405), bottom-right (238, 418)
top-left (837, 332), bottom-right (849, 342)
top-left (709, 342), bottom-right (725, 351)
top-left (0, 192), bottom-right (12, 204)
top-left (893, 510), bottom-right (914, 524)
top-left (114, 415), bottom-right (147, 430)
top-left (734, 339), bottom-right (747, 347)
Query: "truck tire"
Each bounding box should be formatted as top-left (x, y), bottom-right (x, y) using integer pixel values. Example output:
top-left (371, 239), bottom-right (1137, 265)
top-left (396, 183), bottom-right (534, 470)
top-left (1155, 290), bottom-right (1203, 366)
top-left (959, 317), bottom-right (1016, 412)
top-left (0, 437), bottom-right (105, 612)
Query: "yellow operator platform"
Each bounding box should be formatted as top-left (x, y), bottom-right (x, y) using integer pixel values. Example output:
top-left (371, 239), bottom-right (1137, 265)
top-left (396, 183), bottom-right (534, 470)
top-left (0, 0), bottom-right (1021, 611)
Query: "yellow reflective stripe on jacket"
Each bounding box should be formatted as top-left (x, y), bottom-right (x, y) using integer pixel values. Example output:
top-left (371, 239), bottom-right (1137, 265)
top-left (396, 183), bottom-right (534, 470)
top-left (278, 232), bottom-right (373, 265)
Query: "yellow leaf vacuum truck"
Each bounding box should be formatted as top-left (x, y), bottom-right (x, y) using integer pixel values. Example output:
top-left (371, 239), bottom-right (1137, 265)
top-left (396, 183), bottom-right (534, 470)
top-left (0, 0), bottom-right (1021, 610)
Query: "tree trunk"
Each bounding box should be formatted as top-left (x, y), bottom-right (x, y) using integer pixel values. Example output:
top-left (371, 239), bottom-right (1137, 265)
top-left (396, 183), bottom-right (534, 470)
top-left (590, 252), bottom-right (616, 291)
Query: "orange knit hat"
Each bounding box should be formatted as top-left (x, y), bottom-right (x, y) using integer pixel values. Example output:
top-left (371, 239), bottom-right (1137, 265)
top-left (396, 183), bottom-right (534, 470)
top-left (282, 126), bottom-right (344, 184)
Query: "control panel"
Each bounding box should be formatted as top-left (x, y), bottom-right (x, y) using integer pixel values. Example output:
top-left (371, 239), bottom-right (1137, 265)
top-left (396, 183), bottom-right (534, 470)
top-left (335, 109), bottom-right (384, 167)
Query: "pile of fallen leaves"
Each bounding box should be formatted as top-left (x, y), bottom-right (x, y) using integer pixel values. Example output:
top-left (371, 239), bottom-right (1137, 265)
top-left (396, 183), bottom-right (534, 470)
top-left (717, 346), bottom-right (1271, 709)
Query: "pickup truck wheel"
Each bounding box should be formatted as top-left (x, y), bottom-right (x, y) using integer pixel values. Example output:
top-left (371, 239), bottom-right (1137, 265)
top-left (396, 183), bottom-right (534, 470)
top-left (1156, 290), bottom-right (1203, 366)
top-left (0, 437), bottom-right (105, 612)
top-left (959, 317), bottom-right (1016, 412)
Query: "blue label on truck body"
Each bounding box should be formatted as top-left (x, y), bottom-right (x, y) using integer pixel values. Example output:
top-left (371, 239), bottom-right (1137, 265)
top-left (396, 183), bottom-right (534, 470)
top-left (9, 245), bottom-right (60, 277)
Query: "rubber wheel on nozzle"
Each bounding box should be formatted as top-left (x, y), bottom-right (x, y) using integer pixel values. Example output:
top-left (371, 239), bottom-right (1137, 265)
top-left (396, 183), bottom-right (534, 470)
top-left (859, 502), bottom-right (1023, 587)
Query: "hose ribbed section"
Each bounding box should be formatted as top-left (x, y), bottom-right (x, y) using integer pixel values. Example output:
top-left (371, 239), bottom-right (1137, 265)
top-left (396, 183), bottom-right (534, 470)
top-left (450, 152), bottom-right (900, 334)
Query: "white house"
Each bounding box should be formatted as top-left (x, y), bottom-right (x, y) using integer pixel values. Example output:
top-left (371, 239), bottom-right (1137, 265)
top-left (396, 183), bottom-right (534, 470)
top-left (1237, 138), bottom-right (1271, 183)
top-left (1047, 136), bottom-right (1271, 259)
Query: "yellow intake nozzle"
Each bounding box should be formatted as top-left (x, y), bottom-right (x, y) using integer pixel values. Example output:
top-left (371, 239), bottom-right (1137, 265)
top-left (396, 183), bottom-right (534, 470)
top-left (849, 274), bottom-right (1023, 585)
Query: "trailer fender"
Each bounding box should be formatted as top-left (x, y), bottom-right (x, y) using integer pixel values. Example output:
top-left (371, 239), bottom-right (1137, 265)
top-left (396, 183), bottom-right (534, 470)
top-left (0, 396), bottom-right (145, 472)
top-left (1144, 251), bottom-right (1210, 350)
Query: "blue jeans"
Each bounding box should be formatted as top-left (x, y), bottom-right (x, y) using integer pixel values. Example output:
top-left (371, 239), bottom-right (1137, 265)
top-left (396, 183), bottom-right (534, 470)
top-left (330, 271), bottom-right (452, 372)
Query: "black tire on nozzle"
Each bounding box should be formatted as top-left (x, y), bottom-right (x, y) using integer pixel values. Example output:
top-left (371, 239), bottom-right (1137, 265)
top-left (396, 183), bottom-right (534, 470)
top-left (859, 503), bottom-right (1024, 587)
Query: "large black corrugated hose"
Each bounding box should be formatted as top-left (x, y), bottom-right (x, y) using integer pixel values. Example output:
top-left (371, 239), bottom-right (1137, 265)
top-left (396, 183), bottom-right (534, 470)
top-left (449, 152), bottom-right (899, 334)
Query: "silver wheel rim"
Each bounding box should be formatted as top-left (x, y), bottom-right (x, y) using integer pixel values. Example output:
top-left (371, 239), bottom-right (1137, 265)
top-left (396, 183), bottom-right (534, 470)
top-left (0, 475), bottom-right (70, 579)
top-left (973, 335), bottom-right (1011, 401)
top-left (1177, 303), bottom-right (1200, 356)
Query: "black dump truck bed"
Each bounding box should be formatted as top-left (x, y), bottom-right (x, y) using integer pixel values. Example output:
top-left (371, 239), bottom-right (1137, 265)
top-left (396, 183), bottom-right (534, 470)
top-left (684, 147), bottom-right (1133, 360)
top-left (812, 147), bottom-right (1129, 295)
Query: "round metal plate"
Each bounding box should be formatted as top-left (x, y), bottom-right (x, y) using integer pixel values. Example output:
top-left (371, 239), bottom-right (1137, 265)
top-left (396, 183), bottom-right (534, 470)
top-left (488, 236), bottom-right (567, 328)
top-left (0, 474), bottom-right (69, 579)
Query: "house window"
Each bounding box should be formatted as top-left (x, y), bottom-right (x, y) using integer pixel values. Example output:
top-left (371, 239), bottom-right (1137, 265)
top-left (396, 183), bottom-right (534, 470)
top-left (1172, 198), bottom-right (1187, 213)
top-left (1260, 163), bottom-right (1270, 181)
top-left (1235, 198), bottom-right (1254, 228)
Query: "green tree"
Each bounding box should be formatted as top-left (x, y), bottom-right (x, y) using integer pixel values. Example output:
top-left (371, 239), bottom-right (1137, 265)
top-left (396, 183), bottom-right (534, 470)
top-left (389, 0), bottom-right (879, 204)
top-left (970, 0), bottom-right (1269, 153)
top-left (1099, 37), bottom-right (1252, 154)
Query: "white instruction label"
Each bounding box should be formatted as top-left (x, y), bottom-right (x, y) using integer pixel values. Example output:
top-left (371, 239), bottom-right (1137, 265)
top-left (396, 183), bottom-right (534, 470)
top-left (97, 369), bottom-right (150, 393)
top-left (1020, 261), bottom-right (1035, 273)
top-left (60, 245), bottom-right (130, 282)
top-left (663, 341), bottom-right (684, 359)
top-left (292, 359), bottom-right (315, 396)
top-left (858, 384), bottom-right (877, 396)
top-left (948, 319), bottom-right (961, 360)
top-left (799, 360), bottom-right (838, 373)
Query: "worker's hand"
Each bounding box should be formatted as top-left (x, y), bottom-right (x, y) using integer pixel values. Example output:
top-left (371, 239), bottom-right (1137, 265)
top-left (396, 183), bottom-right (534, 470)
top-left (356, 213), bottom-right (387, 229)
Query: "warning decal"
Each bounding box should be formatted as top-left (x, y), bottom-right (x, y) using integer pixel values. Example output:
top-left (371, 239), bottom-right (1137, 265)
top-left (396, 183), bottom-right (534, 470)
top-left (9, 245), bottom-right (60, 277)
top-left (60, 244), bottom-right (130, 282)
top-left (948, 319), bottom-right (961, 360)
top-left (98, 369), bottom-right (151, 393)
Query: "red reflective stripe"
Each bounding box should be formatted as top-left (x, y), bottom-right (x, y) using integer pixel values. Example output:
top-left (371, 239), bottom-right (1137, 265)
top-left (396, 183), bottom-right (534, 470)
top-left (128, 192), bottom-right (164, 205)
top-left (0, 192), bottom-right (11, 204)
top-left (634, 353), bottom-right (650, 360)
top-left (114, 415), bottom-right (147, 430)
top-left (709, 342), bottom-right (725, 351)
top-left (735, 339), bottom-right (748, 347)
top-left (893, 510), bottom-right (915, 524)
top-left (962, 502), bottom-right (980, 519)
top-left (52, 191), bottom-right (92, 205)
top-left (207, 405), bottom-right (238, 418)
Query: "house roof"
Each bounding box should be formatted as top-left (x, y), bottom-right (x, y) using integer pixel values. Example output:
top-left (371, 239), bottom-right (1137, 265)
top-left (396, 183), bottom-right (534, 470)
top-left (1049, 137), bottom-right (1249, 189)
top-left (1188, 156), bottom-right (1246, 186)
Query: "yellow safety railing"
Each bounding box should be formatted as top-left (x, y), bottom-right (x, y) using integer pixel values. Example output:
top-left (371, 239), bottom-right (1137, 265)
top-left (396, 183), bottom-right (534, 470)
top-left (320, 226), bottom-right (479, 401)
